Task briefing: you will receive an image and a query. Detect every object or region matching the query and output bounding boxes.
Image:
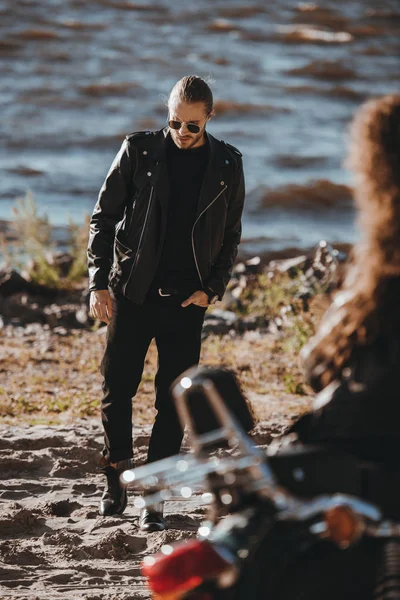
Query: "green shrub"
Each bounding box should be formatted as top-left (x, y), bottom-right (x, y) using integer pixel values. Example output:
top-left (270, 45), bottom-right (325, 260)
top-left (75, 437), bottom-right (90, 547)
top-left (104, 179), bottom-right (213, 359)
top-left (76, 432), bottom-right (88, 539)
top-left (224, 272), bottom-right (304, 319)
top-left (7, 192), bottom-right (90, 288)
top-left (66, 214), bottom-right (90, 282)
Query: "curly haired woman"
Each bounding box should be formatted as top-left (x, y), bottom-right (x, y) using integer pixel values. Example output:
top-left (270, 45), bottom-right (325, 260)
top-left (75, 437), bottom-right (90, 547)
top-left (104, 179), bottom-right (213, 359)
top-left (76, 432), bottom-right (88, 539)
top-left (293, 94), bottom-right (400, 465)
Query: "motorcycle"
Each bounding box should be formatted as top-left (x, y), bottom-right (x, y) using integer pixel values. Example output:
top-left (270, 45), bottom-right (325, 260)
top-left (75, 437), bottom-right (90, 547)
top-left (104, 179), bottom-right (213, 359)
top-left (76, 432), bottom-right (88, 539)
top-left (121, 367), bottom-right (400, 600)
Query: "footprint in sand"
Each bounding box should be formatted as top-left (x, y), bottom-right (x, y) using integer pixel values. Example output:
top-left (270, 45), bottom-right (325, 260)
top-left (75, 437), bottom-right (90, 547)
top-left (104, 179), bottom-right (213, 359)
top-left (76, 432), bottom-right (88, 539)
top-left (41, 530), bottom-right (83, 547)
top-left (0, 435), bottom-right (67, 451)
top-left (37, 499), bottom-right (83, 517)
top-left (0, 503), bottom-right (48, 536)
top-left (72, 482), bottom-right (98, 495)
top-left (0, 540), bottom-right (47, 565)
top-left (165, 513), bottom-right (203, 531)
top-left (68, 529), bottom-right (148, 561)
top-left (0, 451), bottom-right (53, 477)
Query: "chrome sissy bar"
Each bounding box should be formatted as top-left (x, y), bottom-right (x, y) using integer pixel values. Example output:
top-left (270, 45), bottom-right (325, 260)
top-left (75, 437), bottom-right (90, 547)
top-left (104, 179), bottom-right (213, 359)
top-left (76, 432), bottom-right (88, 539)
top-left (121, 371), bottom-right (291, 510)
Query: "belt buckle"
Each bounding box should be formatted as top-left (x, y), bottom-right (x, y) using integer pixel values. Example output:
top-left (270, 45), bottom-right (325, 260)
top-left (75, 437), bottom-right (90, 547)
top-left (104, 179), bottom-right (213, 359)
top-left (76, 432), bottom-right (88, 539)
top-left (158, 287), bottom-right (172, 297)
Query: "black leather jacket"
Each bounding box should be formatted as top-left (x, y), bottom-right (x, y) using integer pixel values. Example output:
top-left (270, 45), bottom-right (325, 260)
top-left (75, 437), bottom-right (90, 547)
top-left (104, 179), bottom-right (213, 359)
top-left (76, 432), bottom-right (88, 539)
top-left (291, 297), bottom-right (400, 464)
top-left (87, 127), bottom-right (245, 304)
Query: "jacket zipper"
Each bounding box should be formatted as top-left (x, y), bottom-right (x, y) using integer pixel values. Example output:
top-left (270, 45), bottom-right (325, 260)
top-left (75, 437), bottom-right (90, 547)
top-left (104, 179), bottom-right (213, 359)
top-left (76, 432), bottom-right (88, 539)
top-left (127, 198), bottom-right (137, 232)
top-left (191, 185), bottom-right (228, 288)
top-left (123, 186), bottom-right (154, 294)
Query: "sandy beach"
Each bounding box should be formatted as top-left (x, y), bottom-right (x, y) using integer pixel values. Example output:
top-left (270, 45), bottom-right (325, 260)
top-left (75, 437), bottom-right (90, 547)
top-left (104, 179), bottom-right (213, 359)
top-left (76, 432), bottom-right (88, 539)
top-left (0, 401), bottom-right (310, 599)
top-left (0, 420), bottom-right (200, 600)
top-left (0, 304), bottom-right (315, 599)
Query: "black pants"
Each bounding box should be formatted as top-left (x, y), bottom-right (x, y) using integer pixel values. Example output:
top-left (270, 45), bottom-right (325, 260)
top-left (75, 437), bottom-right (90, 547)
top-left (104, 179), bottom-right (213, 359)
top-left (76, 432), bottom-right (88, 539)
top-left (100, 290), bottom-right (206, 464)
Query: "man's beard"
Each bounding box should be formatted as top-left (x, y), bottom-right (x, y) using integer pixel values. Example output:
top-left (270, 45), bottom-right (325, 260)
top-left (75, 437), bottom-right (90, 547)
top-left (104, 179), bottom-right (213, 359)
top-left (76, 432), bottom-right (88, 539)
top-left (172, 128), bottom-right (205, 149)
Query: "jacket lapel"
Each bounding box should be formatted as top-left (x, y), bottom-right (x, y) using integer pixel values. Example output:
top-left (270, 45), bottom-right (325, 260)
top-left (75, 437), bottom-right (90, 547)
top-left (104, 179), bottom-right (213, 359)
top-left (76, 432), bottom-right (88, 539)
top-left (195, 131), bottom-right (226, 219)
top-left (147, 128), bottom-right (228, 220)
top-left (148, 128), bottom-right (169, 217)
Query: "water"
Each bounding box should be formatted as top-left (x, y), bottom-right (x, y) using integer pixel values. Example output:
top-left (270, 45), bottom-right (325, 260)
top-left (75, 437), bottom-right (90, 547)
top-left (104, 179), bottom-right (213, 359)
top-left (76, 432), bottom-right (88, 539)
top-left (1, 0), bottom-right (399, 255)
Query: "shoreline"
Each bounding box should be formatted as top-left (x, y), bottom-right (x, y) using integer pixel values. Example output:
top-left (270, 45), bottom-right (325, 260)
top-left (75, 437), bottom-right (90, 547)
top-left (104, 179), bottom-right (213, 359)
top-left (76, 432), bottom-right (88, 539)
top-left (0, 216), bottom-right (352, 266)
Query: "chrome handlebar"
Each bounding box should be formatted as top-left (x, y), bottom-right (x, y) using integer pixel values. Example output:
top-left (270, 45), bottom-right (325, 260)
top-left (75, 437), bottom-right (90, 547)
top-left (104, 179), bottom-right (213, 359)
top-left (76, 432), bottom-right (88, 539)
top-left (121, 371), bottom-right (399, 539)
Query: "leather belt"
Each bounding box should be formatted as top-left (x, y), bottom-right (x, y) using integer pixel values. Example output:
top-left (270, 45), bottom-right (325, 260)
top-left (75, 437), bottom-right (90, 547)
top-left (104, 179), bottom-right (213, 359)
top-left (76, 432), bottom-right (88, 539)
top-left (158, 287), bottom-right (179, 297)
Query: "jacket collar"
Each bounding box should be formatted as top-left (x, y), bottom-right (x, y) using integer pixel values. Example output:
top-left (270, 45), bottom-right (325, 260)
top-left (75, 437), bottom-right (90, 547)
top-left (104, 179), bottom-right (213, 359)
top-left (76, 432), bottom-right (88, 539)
top-left (150, 127), bottom-right (228, 218)
top-left (159, 126), bottom-right (221, 163)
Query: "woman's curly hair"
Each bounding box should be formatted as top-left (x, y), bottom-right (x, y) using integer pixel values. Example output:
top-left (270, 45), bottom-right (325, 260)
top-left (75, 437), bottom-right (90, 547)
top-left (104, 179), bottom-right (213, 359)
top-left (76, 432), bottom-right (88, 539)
top-left (303, 94), bottom-right (400, 391)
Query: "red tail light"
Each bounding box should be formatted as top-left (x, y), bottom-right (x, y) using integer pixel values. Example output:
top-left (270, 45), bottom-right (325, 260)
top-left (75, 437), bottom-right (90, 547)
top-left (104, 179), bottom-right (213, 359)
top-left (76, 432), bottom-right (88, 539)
top-left (141, 538), bottom-right (231, 598)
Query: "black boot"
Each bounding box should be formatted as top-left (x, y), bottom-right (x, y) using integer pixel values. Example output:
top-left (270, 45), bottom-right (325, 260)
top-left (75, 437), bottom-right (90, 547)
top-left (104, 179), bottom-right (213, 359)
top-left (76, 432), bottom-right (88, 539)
top-left (139, 503), bottom-right (166, 532)
top-left (99, 459), bottom-right (133, 517)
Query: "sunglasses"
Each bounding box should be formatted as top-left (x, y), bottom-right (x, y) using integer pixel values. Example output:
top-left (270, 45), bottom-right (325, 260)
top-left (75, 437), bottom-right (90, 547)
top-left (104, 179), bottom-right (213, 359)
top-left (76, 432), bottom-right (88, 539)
top-left (168, 120), bottom-right (201, 134)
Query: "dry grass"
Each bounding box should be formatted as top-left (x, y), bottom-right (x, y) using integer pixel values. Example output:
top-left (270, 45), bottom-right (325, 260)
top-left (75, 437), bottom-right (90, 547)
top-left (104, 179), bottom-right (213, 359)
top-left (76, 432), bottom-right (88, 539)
top-left (0, 299), bottom-right (322, 426)
top-left (0, 249), bottom-right (330, 425)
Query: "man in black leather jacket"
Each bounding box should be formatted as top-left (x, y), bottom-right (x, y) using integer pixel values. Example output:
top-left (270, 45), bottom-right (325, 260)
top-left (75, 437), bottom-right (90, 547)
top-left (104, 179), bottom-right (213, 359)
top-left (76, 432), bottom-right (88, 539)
top-left (87, 76), bottom-right (245, 530)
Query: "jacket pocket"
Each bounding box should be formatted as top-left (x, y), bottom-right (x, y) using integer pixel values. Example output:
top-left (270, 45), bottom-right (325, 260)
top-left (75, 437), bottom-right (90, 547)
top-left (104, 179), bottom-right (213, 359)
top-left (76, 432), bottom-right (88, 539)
top-left (113, 236), bottom-right (133, 271)
top-left (115, 237), bottom-right (132, 254)
top-left (108, 264), bottom-right (119, 287)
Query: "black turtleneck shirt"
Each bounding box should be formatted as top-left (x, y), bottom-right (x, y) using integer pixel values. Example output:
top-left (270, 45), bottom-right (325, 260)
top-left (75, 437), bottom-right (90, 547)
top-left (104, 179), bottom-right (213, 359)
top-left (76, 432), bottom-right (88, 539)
top-left (152, 135), bottom-right (209, 290)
